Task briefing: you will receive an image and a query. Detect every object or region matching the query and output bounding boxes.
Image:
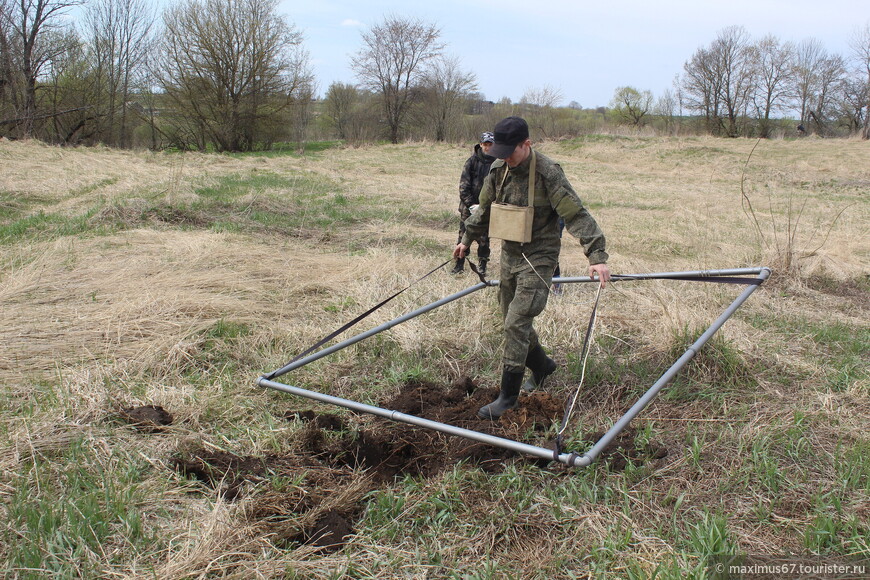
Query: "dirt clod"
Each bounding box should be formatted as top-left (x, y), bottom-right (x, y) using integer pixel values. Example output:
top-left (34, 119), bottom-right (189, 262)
top-left (119, 405), bottom-right (173, 431)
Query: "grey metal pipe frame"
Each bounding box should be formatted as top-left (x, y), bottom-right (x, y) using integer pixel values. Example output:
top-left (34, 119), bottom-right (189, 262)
top-left (556, 266), bottom-right (767, 285)
top-left (268, 268), bottom-right (765, 381)
top-left (259, 377), bottom-right (582, 465)
top-left (258, 267), bottom-right (770, 468)
top-left (578, 266), bottom-right (771, 465)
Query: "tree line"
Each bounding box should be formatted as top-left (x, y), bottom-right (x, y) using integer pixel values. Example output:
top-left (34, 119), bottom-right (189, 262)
top-left (1, 0), bottom-right (868, 151)
top-left (672, 25), bottom-right (869, 139)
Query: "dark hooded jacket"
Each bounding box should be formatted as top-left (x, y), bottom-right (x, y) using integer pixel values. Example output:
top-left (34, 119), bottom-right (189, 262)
top-left (458, 144), bottom-right (496, 212)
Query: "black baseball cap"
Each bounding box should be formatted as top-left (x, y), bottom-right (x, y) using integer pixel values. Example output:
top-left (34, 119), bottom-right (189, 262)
top-left (490, 116), bottom-right (529, 159)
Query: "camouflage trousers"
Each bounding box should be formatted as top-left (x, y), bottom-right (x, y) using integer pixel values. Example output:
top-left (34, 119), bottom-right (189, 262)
top-left (498, 254), bottom-right (556, 372)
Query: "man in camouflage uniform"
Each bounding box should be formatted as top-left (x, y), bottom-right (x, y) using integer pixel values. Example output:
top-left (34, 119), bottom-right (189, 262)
top-left (453, 116), bottom-right (610, 420)
top-left (452, 131), bottom-right (495, 275)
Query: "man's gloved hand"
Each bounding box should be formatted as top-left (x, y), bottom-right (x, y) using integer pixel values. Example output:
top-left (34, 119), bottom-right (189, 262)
top-left (469, 204), bottom-right (479, 213)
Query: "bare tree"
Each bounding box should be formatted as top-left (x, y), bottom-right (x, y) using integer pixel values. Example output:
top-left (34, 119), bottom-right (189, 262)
top-left (321, 83), bottom-right (380, 144)
top-left (520, 85), bottom-right (562, 110)
top-left (0, 0), bottom-right (19, 112)
top-left (158, 0), bottom-right (313, 152)
top-left (850, 21), bottom-right (870, 139)
top-left (654, 87), bottom-right (679, 135)
top-left (84, 0), bottom-right (156, 147)
top-left (682, 26), bottom-right (756, 136)
top-left (1, 0), bottom-right (82, 137)
top-left (41, 28), bottom-right (96, 143)
top-left (520, 84), bottom-right (563, 138)
top-left (834, 75), bottom-right (869, 134)
top-left (324, 81), bottom-right (359, 140)
top-left (751, 35), bottom-right (794, 137)
top-left (714, 26), bottom-right (756, 137)
top-left (791, 39), bottom-right (847, 136)
top-left (811, 53), bottom-right (846, 135)
top-left (682, 45), bottom-right (722, 133)
top-left (351, 14), bottom-right (443, 144)
top-left (791, 38), bottom-right (826, 132)
top-left (417, 54), bottom-right (477, 142)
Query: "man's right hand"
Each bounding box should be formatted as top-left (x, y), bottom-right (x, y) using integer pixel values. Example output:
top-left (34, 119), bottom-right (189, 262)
top-left (588, 263), bottom-right (611, 288)
top-left (453, 243), bottom-right (468, 259)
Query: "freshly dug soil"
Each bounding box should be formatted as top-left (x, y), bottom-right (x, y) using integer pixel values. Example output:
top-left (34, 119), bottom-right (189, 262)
top-left (167, 376), bottom-right (668, 551)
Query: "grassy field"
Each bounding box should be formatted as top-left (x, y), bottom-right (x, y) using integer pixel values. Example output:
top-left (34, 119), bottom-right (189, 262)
top-left (0, 134), bottom-right (867, 579)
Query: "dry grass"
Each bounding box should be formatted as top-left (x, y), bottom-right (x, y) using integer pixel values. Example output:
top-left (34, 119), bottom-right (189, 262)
top-left (0, 135), bottom-right (867, 578)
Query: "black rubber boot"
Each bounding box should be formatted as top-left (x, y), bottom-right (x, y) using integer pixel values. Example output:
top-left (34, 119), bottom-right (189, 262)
top-left (451, 258), bottom-right (465, 274)
top-left (477, 369), bottom-right (524, 420)
top-left (478, 257), bottom-right (488, 277)
top-left (522, 345), bottom-right (557, 392)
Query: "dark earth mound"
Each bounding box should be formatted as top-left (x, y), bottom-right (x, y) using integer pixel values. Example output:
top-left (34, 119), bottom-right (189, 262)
top-left (166, 376), bottom-right (668, 552)
top-left (119, 405), bottom-right (173, 432)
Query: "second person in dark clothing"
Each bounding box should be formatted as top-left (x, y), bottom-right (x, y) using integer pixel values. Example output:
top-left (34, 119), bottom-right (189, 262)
top-left (452, 132), bottom-right (495, 275)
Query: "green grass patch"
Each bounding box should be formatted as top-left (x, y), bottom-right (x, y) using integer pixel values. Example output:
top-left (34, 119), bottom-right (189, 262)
top-left (131, 171), bottom-right (399, 240)
top-left (380, 234), bottom-right (448, 254)
top-left (662, 328), bottom-right (757, 402)
top-left (180, 172), bottom-right (397, 237)
top-left (0, 170), bottom-right (441, 248)
top-left (660, 145), bottom-right (729, 159)
top-left (569, 334), bottom-right (662, 394)
top-left (599, 200), bottom-right (669, 212)
top-left (417, 208), bottom-right (459, 230)
top-left (0, 379), bottom-right (65, 417)
top-left (3, 438), bottom-right (159, 578)
top-left (804, 499), bottom-right (868, 556)
top-left (686, 512), bottom-right (738, 571)
top-left (835, 437), bottom-right (870, 492)
top-left (194, 172), bottom-right (328, 201)
top-left (746, 313), bottom-right (868, 393)
top-left (0, 179), bottom-right (118, 226)
top-left (559, 134), bottom-right (635, 149)
top-left (0, 208), bottom-right (116, 244)
top-left (574, 329), bottom-right (755, 406)
top-left (179, 319), bottom-right (255, 385)
top-left (0, 191), bottom-right (39, 221)
top-left (69, 177), bottom-right (119, 197)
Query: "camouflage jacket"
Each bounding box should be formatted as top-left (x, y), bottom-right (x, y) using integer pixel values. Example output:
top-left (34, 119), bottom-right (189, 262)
top-left (461, 149), bottom-right (608, 269)
top-left (458, 144), bottom-right (495, 211)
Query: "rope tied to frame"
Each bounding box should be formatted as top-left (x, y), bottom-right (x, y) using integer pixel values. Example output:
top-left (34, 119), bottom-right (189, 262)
top-left (553, 282), bottom-right (603, 461)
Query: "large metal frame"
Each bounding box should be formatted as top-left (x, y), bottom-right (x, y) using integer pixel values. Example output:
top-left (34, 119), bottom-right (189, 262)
top-left (258, 267), bottom-right (770, 468)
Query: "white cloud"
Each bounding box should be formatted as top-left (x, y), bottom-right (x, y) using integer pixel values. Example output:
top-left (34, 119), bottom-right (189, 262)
top-left (340, 19), bottom-right (363, 27)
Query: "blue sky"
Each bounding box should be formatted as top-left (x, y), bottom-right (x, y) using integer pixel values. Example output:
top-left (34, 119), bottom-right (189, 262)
top-left (279, 0), bottom-right (868, 108)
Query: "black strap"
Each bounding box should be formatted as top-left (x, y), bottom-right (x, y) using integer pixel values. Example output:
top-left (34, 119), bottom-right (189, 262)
top-left (264, 259), bottom-right (452, 380)
top-left (466, 258), bottom-right (494, 286)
